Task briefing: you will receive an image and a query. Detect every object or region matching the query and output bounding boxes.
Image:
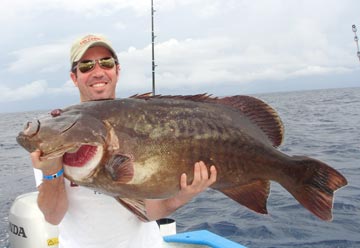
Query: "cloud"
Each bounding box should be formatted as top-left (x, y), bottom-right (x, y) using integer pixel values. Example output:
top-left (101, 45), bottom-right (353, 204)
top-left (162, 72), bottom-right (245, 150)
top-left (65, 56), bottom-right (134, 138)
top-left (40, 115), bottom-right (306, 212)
top-left (47, 80), bottom-right (78, 95)
top-left (0, 0), bottom-right (149, 19)
top-left (0, 80), bottom-right (77, 103)
top-left (118, 34), bottom-right (355, 93)
top-left (0, 81), bottom-right (47, 102)
top-left (0, 0), bottom-right (359, 112)
top-left (7, 43), bottom-right (69, 73)
top-left (114, 21), bottom-right (127, 30)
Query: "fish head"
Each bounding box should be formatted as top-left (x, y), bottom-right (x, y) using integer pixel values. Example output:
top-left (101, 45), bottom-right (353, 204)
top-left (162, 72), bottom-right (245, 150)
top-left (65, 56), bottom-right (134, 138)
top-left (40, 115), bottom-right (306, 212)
top-left (17, 106), bottom-right (109, 181)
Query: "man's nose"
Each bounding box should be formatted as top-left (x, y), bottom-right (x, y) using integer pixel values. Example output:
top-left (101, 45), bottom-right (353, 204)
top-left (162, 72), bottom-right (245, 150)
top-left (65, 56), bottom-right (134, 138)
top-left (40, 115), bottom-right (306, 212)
top-left (91, 62), bottom-right (106, 76)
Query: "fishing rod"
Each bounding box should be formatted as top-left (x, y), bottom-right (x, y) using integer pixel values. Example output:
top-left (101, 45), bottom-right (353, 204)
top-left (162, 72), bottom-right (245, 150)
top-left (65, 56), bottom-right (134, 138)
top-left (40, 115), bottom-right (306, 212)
top-left (151, 0), bottom-right (157, 95)
top-left (352, 24), bottom-right (360, 62)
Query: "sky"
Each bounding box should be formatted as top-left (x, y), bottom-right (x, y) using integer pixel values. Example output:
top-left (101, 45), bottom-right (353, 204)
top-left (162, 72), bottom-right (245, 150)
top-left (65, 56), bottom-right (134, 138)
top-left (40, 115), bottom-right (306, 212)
top-left (1, 0), bottom-right (360, 113)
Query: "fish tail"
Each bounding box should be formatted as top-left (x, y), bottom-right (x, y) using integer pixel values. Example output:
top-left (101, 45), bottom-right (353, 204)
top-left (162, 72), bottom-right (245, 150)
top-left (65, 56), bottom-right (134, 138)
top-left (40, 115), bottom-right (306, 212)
top-left (282, 156), bottom-right (347, 221)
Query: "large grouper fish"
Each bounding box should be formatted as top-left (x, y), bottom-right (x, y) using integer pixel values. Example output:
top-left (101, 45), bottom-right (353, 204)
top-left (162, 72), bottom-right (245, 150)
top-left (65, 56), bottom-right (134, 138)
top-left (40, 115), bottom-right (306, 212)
top-left (16, 94), bottom-right (347, 221)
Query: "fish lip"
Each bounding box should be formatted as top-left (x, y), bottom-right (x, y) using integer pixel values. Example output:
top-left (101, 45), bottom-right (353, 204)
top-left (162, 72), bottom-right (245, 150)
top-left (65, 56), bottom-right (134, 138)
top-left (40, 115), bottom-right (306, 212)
top-left (39, 142), bottom-right (100, 160)
top-left (40, 145), bottom-right (79, 160)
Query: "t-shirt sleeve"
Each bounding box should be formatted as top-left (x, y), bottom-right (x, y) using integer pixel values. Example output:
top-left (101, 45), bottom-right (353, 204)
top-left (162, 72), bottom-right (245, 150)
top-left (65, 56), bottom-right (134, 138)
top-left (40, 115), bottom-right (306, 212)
top-left (33, 168), bottom-right (43, 187)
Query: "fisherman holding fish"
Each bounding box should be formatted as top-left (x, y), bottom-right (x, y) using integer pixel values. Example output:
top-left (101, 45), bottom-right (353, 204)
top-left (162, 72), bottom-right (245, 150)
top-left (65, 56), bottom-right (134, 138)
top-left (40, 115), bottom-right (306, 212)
top-left (18, 33), bottom-right (348, 248)
top-left (29, 34), bottom-right (217, 248)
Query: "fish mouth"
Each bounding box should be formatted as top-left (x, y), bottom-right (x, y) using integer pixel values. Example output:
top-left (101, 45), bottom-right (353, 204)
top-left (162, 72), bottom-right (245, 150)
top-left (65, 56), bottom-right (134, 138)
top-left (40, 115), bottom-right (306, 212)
top-left (40, 143), bottom-right (104, 182)
top-left (63, 144), bottom-right (104, 182)
top-left (63, 145), bottom-right (98, 167)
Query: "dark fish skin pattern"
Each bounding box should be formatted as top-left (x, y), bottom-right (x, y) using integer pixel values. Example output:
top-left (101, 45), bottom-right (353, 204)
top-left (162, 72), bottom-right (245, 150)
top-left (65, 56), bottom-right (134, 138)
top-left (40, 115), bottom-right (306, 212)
top-left (16, 95), bottom-right (348, 221)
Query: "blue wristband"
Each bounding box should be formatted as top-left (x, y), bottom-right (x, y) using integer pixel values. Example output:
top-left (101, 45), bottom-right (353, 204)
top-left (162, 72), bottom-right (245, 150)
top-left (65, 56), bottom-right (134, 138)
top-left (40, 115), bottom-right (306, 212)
top-left (43, 168), bottom-right (64, 180)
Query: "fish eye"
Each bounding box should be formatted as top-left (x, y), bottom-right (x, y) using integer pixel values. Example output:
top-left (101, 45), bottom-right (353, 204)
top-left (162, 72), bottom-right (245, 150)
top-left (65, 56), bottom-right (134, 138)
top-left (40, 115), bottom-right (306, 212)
top-left (51, 109), bottom-right (63, 117)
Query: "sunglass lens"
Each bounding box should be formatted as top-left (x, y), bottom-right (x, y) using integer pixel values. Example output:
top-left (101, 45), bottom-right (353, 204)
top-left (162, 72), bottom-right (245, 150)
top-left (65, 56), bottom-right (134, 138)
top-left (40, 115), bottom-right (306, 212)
top-left (78, 60), bottom-right (95, 73)
top-left (99, 58), bottom-right (115, 69)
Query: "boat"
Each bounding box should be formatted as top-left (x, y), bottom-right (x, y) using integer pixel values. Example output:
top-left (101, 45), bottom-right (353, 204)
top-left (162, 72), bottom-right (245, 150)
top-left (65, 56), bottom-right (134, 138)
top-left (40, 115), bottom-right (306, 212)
top-left (9, 192), bottom-right (247, 248)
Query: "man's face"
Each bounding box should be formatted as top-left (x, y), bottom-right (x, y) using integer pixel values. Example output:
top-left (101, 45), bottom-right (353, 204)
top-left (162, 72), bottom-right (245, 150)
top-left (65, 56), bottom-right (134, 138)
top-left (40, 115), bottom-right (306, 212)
top-left (70, 46), bottom-right (120, 102)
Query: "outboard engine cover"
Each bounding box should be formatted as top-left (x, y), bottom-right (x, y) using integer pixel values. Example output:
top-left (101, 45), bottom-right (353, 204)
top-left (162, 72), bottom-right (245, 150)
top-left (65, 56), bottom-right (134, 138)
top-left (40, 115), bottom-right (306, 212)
top-left (9, 192), bottom-right (59, 248)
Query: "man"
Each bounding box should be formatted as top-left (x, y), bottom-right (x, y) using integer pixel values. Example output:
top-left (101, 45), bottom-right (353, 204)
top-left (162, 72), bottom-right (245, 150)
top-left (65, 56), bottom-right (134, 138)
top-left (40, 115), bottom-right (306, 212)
top-left (30, 34), bottom-right (217, 248)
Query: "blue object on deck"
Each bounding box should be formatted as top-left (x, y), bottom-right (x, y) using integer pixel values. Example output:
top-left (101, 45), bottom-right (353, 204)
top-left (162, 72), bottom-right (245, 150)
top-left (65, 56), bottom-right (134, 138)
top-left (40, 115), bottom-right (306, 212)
top-left (163, 230), bottom-right (247, 248)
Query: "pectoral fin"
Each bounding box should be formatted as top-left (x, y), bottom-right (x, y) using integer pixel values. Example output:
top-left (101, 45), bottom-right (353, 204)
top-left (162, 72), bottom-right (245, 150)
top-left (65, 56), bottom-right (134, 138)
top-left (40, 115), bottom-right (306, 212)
top-left (105, 154), bottom-right (134, 183)
top-left (115, 197), bottom-right (150, 222)
top-left (220, 179), bottom-right (270, 214)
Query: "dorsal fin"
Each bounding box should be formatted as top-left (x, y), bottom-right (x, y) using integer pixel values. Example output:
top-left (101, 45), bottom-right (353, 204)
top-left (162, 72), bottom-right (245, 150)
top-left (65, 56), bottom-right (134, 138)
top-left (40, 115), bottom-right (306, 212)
top-left (129, 93), bottom-right (283, 147)
top-left (129, 92), bottom-right (153, 99)
top-left (217, 95), bottom-right (284, 147)
top-left (130, 92), bottom-right (217, 102)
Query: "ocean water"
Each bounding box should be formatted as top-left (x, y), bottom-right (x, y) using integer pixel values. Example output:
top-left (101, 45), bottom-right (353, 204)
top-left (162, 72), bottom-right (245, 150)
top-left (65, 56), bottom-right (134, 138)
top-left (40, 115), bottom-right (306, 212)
top-left (1, 87), bottom-right (359, 248)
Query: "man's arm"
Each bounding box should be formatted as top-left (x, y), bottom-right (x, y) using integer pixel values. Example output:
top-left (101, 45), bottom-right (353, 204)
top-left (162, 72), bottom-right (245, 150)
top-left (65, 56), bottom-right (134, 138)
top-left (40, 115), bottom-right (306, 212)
top-left (31, 150), bottom-right (68, 225)
top-left (144, 161), bottom-right (217, 221)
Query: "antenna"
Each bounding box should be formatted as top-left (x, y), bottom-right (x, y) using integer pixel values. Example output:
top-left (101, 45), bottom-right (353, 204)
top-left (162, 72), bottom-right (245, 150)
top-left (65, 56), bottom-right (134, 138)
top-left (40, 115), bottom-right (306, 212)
top-left (352, 24), bottom-right (360, 62)
top-left (151, 0), bottom-right (157, 95)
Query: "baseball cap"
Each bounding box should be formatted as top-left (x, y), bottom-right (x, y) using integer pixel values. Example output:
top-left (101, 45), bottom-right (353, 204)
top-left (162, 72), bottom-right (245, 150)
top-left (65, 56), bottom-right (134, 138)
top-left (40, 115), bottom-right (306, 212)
top-left (70, 34), bottom-right (118, 65)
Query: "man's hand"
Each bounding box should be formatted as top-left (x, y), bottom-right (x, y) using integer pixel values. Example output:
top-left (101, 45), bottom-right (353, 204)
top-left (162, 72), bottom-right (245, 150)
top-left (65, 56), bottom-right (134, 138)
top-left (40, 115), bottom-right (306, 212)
top-left (31, 149), bottom-right (63, 174)
top-left (176, 161), bottom-right (217, 204)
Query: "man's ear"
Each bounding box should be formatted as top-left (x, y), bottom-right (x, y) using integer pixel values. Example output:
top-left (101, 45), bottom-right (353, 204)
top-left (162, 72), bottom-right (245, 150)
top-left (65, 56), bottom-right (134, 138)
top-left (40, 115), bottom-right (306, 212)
top-left (116, 64), bottom-right (120, 76)
top-left (70, 72), bottom-right (78, 87)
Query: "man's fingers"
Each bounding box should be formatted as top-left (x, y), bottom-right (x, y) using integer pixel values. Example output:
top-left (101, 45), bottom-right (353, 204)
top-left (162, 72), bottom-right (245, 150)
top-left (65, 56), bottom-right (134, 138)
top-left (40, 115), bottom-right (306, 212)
top-left (30, 150), bottom-right (41, 165)
top-left (208, 165), bottom-right (217, 184)
top-left (182, 162), bottom-right (217, 191)
top-left (198, 161), bottom-right (209, 180)
top-left (180, 173), bottom-right (188, 189)
top-left (193, 162), bottom-right (201, 182)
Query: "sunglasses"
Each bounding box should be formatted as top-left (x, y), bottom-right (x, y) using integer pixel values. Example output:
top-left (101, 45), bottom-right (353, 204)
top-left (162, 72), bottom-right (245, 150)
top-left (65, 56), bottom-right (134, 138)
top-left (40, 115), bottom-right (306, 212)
top-left (74, 57), bottom-right (117, 73)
